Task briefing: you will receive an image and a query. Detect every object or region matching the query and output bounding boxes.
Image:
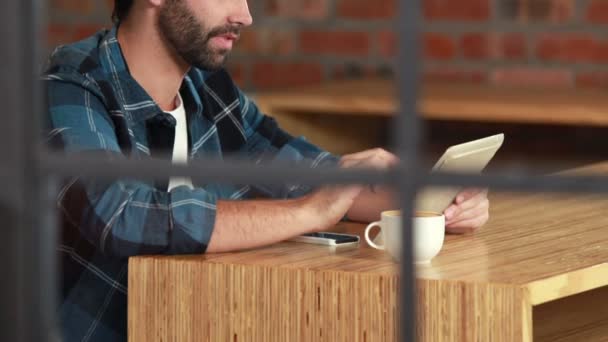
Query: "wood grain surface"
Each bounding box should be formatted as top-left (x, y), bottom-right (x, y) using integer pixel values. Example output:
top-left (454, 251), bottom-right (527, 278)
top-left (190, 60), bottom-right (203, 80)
top-left (129, 162), bottom-right (608, 341)
top-left (129, 257), bottom-right (399, 341)
top-left (254, 78), bottom-right (608, 126)
top-left (534, 286), bottom-right (608, 342)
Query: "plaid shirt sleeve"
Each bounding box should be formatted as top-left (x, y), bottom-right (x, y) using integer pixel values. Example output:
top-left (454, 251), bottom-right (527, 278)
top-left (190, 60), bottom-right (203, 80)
top-left (46, 70), bottom-right (217, 258)
top-left (235, 89), bottom-right (340, 199)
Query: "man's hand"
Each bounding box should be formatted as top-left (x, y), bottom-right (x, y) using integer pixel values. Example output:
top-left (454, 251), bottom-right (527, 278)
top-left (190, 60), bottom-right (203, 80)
top-left (306, 148), bottom-right (398, 229)
top-left (339, 148), bottom-right (399, 169)
top-left (443, 189), bottom-right (489, 234)
top-left (327, 148), bottom-right (491, 234)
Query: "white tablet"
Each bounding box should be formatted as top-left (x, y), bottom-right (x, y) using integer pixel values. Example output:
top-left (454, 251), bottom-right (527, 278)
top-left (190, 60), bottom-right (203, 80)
top-left (415, 133), bottom-right (504, 214)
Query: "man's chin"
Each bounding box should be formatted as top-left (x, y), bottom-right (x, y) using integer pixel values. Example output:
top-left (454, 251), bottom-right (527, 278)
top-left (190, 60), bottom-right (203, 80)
top-left (193, 54), bottom-right (229, 71)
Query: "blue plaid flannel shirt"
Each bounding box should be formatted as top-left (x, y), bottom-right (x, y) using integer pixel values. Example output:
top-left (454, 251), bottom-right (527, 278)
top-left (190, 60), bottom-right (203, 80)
top-left (43, 26), bottom-right (338, 341)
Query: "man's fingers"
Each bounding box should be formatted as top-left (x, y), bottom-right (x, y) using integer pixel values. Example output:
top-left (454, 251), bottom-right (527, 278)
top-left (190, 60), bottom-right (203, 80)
top-left (455, 188), bottom-right (487, 204)
top-left (340, 154), bottom-right (396, 170)
top-left (341, 148), bottom-right (399, 167)
top-left (447, 189), bottom-right (486, 220)
top-left (443, 188), bottom-right (490, 233)
top-left (339, 158), bottom-right (361, 168)
top-left (453, 191), bottom-right (488, 212)
top-left (445, 200), bottom-right (488, 225)
top-left (443, 204), bottom-right (460, 221)
top-left (343, 148), bottom-right (394, 160)
top-left (445, 213), bottom-right (488, 234)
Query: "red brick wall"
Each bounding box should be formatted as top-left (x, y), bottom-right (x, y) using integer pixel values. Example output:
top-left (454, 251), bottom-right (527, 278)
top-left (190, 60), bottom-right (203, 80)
top-left (48, 0), bottom-right (608, 90)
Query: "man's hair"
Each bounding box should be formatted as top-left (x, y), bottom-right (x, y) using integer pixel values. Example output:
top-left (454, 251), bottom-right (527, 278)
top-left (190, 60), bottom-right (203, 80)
top-left (112, 0), bottom-right (134, 23)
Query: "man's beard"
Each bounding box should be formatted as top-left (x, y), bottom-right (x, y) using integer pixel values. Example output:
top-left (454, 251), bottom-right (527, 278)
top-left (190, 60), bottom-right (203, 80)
top-left (158, 0), bottom-right (240, 71)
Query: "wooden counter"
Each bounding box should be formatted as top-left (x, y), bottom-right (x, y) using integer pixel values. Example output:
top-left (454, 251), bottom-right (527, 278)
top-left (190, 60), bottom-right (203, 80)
top-left (129, 163), bottom-right (608, 341)
top-left (252, 79), bottom-right (608, 155)
top-left (255, 78), bottom-right (608, 126)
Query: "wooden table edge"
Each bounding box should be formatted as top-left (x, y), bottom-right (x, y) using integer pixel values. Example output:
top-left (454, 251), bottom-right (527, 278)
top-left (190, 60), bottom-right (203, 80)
top-left (129, 254), bottom-right (608, 305)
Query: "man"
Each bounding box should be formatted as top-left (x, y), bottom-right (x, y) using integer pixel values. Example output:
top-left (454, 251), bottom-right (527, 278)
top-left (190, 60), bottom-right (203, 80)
top-left (44, 0), bottom-right (489, 340)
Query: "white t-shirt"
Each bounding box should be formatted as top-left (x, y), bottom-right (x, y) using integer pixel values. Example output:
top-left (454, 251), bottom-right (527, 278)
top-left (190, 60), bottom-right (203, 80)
top-left (166, 93), bottom-right (193, 191)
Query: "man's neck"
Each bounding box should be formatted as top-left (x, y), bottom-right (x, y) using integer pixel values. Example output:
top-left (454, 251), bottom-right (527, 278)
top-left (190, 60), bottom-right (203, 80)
top-left (117, 18), bottom-right (189, 112)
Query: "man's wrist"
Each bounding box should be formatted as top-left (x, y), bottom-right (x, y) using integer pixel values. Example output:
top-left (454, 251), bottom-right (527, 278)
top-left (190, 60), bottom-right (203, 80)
top-left (297, 193), bottom-right (330, 233)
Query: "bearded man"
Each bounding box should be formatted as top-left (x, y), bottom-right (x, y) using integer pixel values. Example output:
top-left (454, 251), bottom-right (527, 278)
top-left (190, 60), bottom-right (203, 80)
top-left (44, 1), bottom-right (490, 340)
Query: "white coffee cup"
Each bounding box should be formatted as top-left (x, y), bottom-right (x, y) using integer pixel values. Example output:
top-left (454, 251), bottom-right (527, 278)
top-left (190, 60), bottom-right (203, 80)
top-left (364, 210), bottom-right (445, 264)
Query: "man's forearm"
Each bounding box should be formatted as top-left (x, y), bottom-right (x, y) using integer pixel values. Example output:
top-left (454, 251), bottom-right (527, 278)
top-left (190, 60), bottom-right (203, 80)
top-left (346, 187), bottom-right (396, 223)
top-left (207, 183), bottom-right (364, 253)
top-left (206, 197), bottom-right (322, 253)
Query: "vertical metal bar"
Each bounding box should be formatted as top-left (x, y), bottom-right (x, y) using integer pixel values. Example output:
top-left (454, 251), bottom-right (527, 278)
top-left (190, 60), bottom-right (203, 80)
top-left (20, 0), bottom-right (56, 340)
top-left (41, 177), bottom-right (62, 342)
top-left (0, 0), bottom-right (26, 340)
top-left (396, 0), bottom-right (422, 341)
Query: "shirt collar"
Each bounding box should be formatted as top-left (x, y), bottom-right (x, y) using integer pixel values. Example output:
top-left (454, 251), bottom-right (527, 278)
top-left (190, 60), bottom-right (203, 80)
top-left (100, 25), bottom-right (205, 123)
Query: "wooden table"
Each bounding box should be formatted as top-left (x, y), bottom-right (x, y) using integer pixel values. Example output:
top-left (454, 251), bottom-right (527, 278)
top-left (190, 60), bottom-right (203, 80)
top-left (129, 163), bottom-right (608, 341)
top-left (253, 79), bottom-right (608, 155)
